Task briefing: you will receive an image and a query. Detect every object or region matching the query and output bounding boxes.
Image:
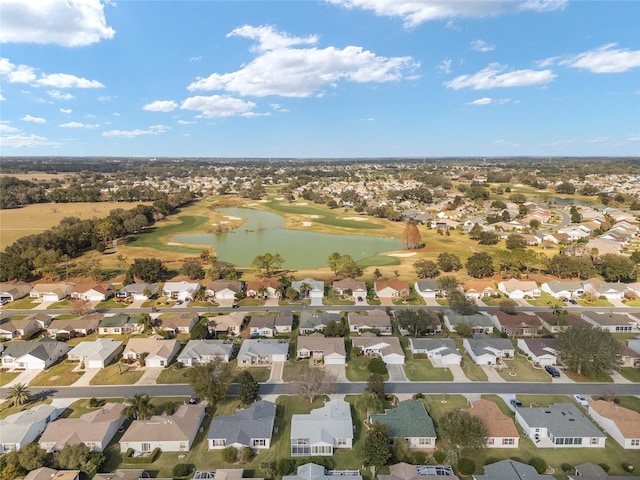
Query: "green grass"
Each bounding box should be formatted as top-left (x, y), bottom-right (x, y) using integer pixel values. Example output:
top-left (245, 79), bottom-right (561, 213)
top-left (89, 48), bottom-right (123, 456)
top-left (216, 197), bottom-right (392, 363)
top-left (345, 356), bottom-right (389, 382)
top-left (95, 298), bottom-right (128, 309)
top-left (4, 297), bottom-right (39, 309)
top-left (357, 255), bottom-right (400, 267)
top-left (496, 353), bottom-right (551, 382)
top-left (453, 337), bottom-right (488, 381)
top-left (481, 293), bottom-right (516, 307)
top-left (392, 293), bottom-right (425, 306)
top-left (403, 358), bottom-right (454, 381)
top-left (481, 394), bottom-right (513, 417)
top-left (156, 365), bottom-right (191, 384)
top-left (0, 371), bottom-right (20, 386)
top-left (266, 201), bottom-right (384, 230)
top-left (30, 360), bottom-right (84, 386)
top-left (323, 295), bottom-right (355, 306)
top-left (90, 363), bottom-right (144, 385)
top-left (47, 300), bottom-right (70, 309)
top-left (127, 215), bottom-right (208, 253)
top-left (565, 370), bottom-right (613, 383)
top-left (526, 291), bottom-right (564, 307)
top-left (577, 297), bottom-right (613, 307)
top-left (618, 367), bottom-right (640, 383)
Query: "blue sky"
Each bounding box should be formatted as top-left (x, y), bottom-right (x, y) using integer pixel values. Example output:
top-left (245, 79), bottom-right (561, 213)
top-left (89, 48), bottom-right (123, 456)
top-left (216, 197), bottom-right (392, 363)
top-left (1, 0), bottom-right (639, 158)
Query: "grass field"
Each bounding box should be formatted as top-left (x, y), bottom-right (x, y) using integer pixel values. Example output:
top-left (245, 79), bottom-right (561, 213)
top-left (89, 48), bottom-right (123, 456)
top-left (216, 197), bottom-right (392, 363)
top-left (90, 363), bottom-right (144, 385)
top-left (496, 353), bottom-right (551, 382)
top-left (0, 371), bottom-right (20, 386)
top-left (619, 367), bottom-right (640, 382)
top-left (126, 215), bottom-right (209, 254)
top-left (265, 201), bottom-right (384, 230)
top-left (30, 360), bottom-right (84, 386)
top-left (403, 359), bottom-right (454, 381)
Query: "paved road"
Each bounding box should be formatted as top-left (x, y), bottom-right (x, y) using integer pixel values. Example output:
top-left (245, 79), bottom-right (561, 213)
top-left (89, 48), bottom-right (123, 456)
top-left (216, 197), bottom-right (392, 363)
top-left (28, 381), bottom-right (640, 401)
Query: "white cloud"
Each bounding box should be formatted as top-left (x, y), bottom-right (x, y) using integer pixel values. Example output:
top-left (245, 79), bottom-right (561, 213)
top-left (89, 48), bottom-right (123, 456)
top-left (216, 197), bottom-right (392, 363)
top-left (467, 97), bottom-right (492, 105)
top-left (437, 59), bottom-right (452, 74)
top-left (270, 103), bottom-right (289, 112)
top-left (113, 112), bottom-right (120, 116)
top-left (189, 56), bottom-right (202, 62)
top-left (0, 93), bottom-right (4, 101)
top-left (60, 121), bottom-right (99, 128)
top-left (188, 25), bottom-right (418, 98)
top-left (180, 95), bottom-right (257, 118)
top-left (466, 97), bottom-right (512, 105)
top-left (492, 139), bottom-right (520, 147)
top-left (47, 90), bottom-right (75, 100)
top-left (0, 0), bottom-right (115, 47)
top-left (0, 57), bottom-right (104, 89)
top-left (471, 39), bottom-right (495, 52)
top-left (177, 120), bottom-right (196, 124)
top-left (60, 108), bottom-right (73, 114)
top-left (99, 95), bottom-right (115, 101)
top-left (102, 124), bottom-right (169, 138)
top-left (520, 0), bottom-right (568, 12)
top-left (37, 73), bottom-right (104, 88)
top-left (0, 58), bottom-right (37, 83)
top-left (558, 44), bottom-right (640, 73)
top-left (444, 63), bottom-right (556, 89)
top-left (0, 124), bottom-right (20, 133)
top-left (21, 114), bottom-right (46, 123)
top-left (143, 100), bottom-right (178, 112)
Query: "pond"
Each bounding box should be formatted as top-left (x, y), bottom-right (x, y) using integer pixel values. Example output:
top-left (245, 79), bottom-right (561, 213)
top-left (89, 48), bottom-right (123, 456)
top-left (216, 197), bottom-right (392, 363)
top-left (173, 207), bottom-right (402, 269)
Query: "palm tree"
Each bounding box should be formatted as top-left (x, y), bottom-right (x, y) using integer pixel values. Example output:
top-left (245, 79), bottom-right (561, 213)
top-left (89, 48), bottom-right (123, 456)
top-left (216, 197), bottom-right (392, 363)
top-left (137, 314), bottom-right (154, 334)
top-left (257, 286), bottom-right (268, 300)
top-left (299, 283), bottom-right (311, 300)
top-left (6, 383), bottom-right (31, 407)
top-left (124, 393), bottom-right (155, 420)
top-left (356, 390), bottom-right (384, 414)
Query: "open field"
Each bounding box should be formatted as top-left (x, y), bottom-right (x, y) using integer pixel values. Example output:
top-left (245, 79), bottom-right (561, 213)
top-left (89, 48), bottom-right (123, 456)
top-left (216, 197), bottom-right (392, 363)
top-left (0, 202), bottom-right (151, 248)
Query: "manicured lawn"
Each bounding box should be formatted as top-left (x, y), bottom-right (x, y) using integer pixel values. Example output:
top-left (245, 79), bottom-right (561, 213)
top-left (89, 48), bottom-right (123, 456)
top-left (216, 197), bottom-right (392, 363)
top-left (156, 365), bottom-right (191, 384)
top-left (90, 363), bottom-right (144, 385)
top-left (266, 201), bottom-right (384, 230)
top-left (95, 298), bottom-right (128, 309)
top-left (403, 359), bottom-right (453, 381)
top-left (577, 297), bottom-right (612, 307)
top-left (619, 367), bottom-right (640, 383)
top-left (47, 300), bottom-right (70, 309)
top-left (346, 356), bottom-right (389, 382)
top-left (3, 297), bottom-right (39, 309)
top-left (392, 293), bottom-right (425, 306)
top-left (282, 359), bottom-right (309, 382)
top-left (357, 255), bottom-right (400, 267)
top-left (323, 296), bottom-right (355, 306)
top-left (481, 293), bottom-right (516, 307)
top-left (237, 298), bottom-right (265, 307)
top-left (0, 371), bottom-right (20, 386)
top-left (517, 394), bottom-right (573, 407)
top-left (30, 360), bottom-right (84, 386)
top-left (127, 215), bottom-right (208, 254)
top-left (453, 337), bottom-right (488, 381)
top-left (526, 291), bottom-right (564, 307)
top-left (496, 353), bottom-right (551, 382)
top-left (565, 370), bottom-right (613, 383)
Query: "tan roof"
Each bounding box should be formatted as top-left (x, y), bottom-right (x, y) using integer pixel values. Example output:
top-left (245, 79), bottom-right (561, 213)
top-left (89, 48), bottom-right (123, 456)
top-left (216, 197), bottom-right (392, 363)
top-left (158, 312), bottom-right (198, 329)
top-left (495, 312), bottom-right (542, 328)
top-left (332, 278), bottom-right (366, 291)
top-left (48, 314), bottom-right (102, 332)
top-left (297, 334), bottom-right (346, 357)
top-left (73, 283), bottom-right (109, 294)
top-left (467, 399), bottom-right (518, 438)
top-left (25, 468), bottom-right (80, 480)
top-left (590, 400), bottom-right (640, 438)
top-left (120, 404), bottom-right (205, 443)
top-left (463, 279), bottom-right (497, 292)
top-left (32, 282), bottom-right (75, 293)
top-left (352, 336), bottom-right (404, 357)
top-left (124, 337), bottom-right (179, 358)
top-left (210, 312), bottom-right (246, 329)
top-left (246, 279), bottom-right (280, 291)
top-left (348, 309), bottom-right (391, 327)
top-left (375, 280), bottom-right (410, 291)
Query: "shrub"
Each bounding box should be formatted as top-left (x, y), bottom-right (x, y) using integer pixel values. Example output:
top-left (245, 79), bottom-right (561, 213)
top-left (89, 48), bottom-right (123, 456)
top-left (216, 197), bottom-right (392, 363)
top-left (222, 446), bottom-right (238, 463)
top-left (413, 451), bottom-right (427, 465)
top-left (89, 398), bottom-right (99, 407)
top-left (623, 463), bottom-right (635, 473)
top-left (458, 458), bottom-right (475, 475)
top-left (173, 464), bottom-right (191, 477)
top-left (599, 464), bottom-right (610, 473)
top-left (174, 361), bottom-right (184, 370)
top-left (561, 463), bottom-right (573, 473)
top-left (260, 461), bottom-right (277, 479)
top-left (125, 447), bottom-right (161, 464)
top-left (241, 446), bottom-right (254, 463)
top-left (413, 392), bottom-right (424, 400)
top-left (368, 357), bottom-right (388, 374)
top-left (433, 451), bottom-right (446, 463)
top-left (278, 458), bottom-right (296, 475)
top-left (165, 401), bottom-right (175, 415)
top-left (528, 457), bottom-right (547, 474)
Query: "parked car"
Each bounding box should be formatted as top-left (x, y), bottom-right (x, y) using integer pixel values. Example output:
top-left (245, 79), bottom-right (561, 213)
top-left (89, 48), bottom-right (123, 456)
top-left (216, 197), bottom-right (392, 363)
top-left (573, 394), bottom-right (589, 407)
top-left (569, 299), bottom-right (578, 305)
top-left (232, 303), bottom-right (239, 309)
top-left (545, 365), bottom-right (561, 378)
top-left (510, 398), bottom-right (523, 408)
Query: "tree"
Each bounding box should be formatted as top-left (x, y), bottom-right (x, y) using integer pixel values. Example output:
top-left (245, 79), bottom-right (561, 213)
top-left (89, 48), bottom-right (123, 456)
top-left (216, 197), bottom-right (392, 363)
top-left (181, 258), bottom-right (205, 280)
top-left (291, 365), bottom-right (336, 402)
top-left (529, 219), bottom-right (541, 231)
top-left (124, 393), bottom-right (155, 420)
top-left (401, 222), bottom-right (422, 250)
top-left (187, 357), bottom-right (233, 406)
top-left (209, 260), bottom-right (239, 280)
top-left (440, 408), bottom-right (488, 456)
top-left (190, 317), bottom-right (209, 340)
top-left (324, 319), bottom-right (346, 337)
top-left (129, 258), bottom-right (167, 283)
top-left (478, 231), bottom-right (499, 245)
top-left (137, 313), bottom-right (154, 334)
top-left (252, 253), bottom-right (285, 277)
top-left (395, 309), bottom-right (439, 336)
top-left (556, 181), bottom-right (576, 194)
top-left (5, 383), bottom-right (30, 407)
top-left (69, 298), bottom-right (92, 316)
top-left (597, 254), bottom-right (637, 282)
top-left (356, 390), bottom-right (384, 414)
top-left (365, 373), bottom-right (385, 403)
top-left (437, 252), bottom-right (462, 272)
top-left (17, 443), bottom-right (48, 471)
top-left (557, 326), bottom-right (622, 376)
top-left (328, 253), bottom-right (362, 278)
top-left (238, 370), bottom-right (259, 406)
top-left (570, 205), bottom-right (582, 223)
top-left (448, 290), bottom-right (478, 315)
top-left (506, 234), bottom-right (527, 250)
top-left (468, 223), bottom-right (483, 240)
top-left (55, 443), bottom-right (104, 478)
top-left (363, 422), bottom-right (392, 475)
top-left (466, 252), bottom-right (495, 278)
top-left (414, 259), bottom-right (439, 279)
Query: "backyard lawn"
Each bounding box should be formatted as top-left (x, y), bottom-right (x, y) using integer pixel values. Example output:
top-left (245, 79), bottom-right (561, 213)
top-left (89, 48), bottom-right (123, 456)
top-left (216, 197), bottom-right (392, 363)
top-left (30, 360), bottom-right (84, 386)
top-left (3, 297), bottom-right (39, 309)
top-left (90, 363), bottom-right (144, 385)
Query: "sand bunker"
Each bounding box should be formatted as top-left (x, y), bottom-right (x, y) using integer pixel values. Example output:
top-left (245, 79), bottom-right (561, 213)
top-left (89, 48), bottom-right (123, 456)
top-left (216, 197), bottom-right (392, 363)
top-left (309, 214), bottom-right (322, 218)
top-left (296, 202), bottom-right (309, 205)
top-left (224, 215), bottom-right (242, 220)
top-left (388, 252), bottom-right (417, 257)
top-left (167, 242), bottom-right (184, 246)
top-left (343, 216), bottom-right (369, 221)
top-left (301, 222), bottom-right (313, 226)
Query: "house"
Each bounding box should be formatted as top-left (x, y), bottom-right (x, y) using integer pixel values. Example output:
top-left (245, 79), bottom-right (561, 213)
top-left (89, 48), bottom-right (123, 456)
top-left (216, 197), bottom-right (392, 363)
top-left (414, 279), bottom-right (444, 299)
top-left (120, 403), bottom-right (206, 453)
top-left (274, 311), bottom-right (294, 334)
top-left (94, 470), bottom-right (156, 480)
top-left (291, 278), bottom-right (325, 304)
top-left (290, 399), bottom-right (353, 456)
top-left (583, 278), bottom-right (628, 300)
top-left (156, 311), bottom-right (200, 336)
top-left (515, 403), bottom-right (606, 448)
top-left (296, 333), bottom-right (346, 365)
top-left (569, 463), bottom-right (640, 480)
top-left (618, 344), bottom-right (640, 368)
top-left (1, 337), bottom-right (69, 370)
top-left (284, 464), bottom-right (362, 480)
top-left (29, 282), bottom-right (75, 301)
top-left (67, 338), bottom-right (123, 369)
top-left (473, 459), bottom-right (555, 480)
top-left (378, 463), bottom-right (458, 480)
top-left (24, 468), bottom-right (80, 480)
top-left (250, 315), bottom-right (276, 337)
top-left (352, 334), bottom-right (405, 365)
top-left (332, 278), bottom-right (367, 302)
top-left (0, 316), bottom-right (42, 340)
top-left (246, 279), bottom-right (281, 299)
top-left (347, 309), bottom-right (392, 335)
top-left (517, 338), bottom-right (558, 366)
top-left (462, 279), bottom-right (497, 299)
top-left (116, 283), bottom-right (159, 301)
top-left (443, 309), bottom-right (494, 335)
top-left (0, 281), bottom-right (31, 303)
top-left (408, 338), bottom-right (461, 367)
top-left (298, 311), bottom-right (341, 335)
top-left (467, 400), bottom-right (519, 448)
top-left (161, 281), bottom-right (201, 301)
top-left (122, 337), bottom-right (180, 367)
top-left (46, 313), bottom-right (102, 338)
top-left (497, 279), bottom-right (541, 299)
top-left (71, 283), bottom-right (112, 302)
top-left (205, 280), bottom-right (243, 300)
top-left (588, 400), bottom-right (640, 449)
top-left (39, 403), bottom-right (126, 452)
top-left (208, 311), bottom-right (246, 336)
top-left (369, 400), bottom-right (436, 449)
top-left (628, 335), bottom-right (640, 355)
top-left (581, 312), bottom-right (638, 333)
top-left (99, 313), bottom-right (140, 335)
top-left (463, 335), bottom-right (515, 365)
top-left (491, 312), bottom-right (543, 337)
top-left (375, 280), bottom-right (410, 298)
top-left (536, 311), bottom-right (591, 333)
top-left (177, 339), bottom-right (234, 366)
top-left (236, 339), bottom-right (289, 365)
top-left (0, 405), bottom-right (61, 452)
top-left (541, 280), bottom-right (586, 299)
top-left (208, 400), bottom-right (276, 450)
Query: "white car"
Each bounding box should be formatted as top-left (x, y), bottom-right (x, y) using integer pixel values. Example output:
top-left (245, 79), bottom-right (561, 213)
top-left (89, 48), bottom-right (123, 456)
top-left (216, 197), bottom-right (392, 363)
top-left (573, 394), bottom-right (589, 407)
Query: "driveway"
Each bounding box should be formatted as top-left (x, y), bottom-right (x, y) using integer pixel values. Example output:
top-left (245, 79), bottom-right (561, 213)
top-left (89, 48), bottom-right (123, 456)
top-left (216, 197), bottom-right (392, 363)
top-left (3, 369), bottom-right (41, 388)
top-left (324, 364), bottom-right (348, 382)
top-left (264, 298), bottom-right (280, 307)
top-left (33, 300), bottom-right (55, 310)
top-left (551, 368), bottom-right (575, 383)
top-left (354, 297), bottom-right (368, 306)
top-left (136, 367), bottom-right (164, 385)
top-left (379, 297), bottom-right (394, 306)
top-left (480, 365), bottom-right (506, 382)
top-left (71, 368), bottom-right (101, 386)
top-left (448, 364), bottom-right (469, 382)
top-left (267, 361), bottom-right (284, 383)
top-left (387, 364), bottom-right (408, 382)
top-left (126, 299), bottom-right (146, 309)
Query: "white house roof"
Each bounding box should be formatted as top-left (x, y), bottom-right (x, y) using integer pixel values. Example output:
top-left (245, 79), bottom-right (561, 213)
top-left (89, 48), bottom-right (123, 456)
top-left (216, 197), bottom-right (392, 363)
top-left (237, 339), bottom-right (289, 358)
top-left (67, 338), bottom-right (123, 362)
top-left (518, 403), bottom-right (605, 439)
top-left (178, 340), bottom-right (233, 362)
top-left (0, 405), bottom-right (60, 445)
top-left (290, 400), bottom-right (353, 444)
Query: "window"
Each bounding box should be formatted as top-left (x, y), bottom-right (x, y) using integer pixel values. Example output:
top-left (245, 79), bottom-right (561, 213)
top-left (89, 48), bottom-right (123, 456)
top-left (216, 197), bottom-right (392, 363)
top-left (213, 439), bottom-right (225, 447)
top-left (631, 439), bottom-right (640, 446)
top-left (337, 438), bottom-right (347, 446)
top-left (253, 439), bottom-right (266, 447)
top-left (486, 438), bottom-right (494, 445)
top-left (418, 438), bottom-right (432, 445)
top-left (291, 438), bottom-right (310, 456)
top-left (502, 438), bottom-right (514, 446)
top-left (590, 437), bottom-right (599, 445)
top-left (141, 442), bottom-right (151, 453)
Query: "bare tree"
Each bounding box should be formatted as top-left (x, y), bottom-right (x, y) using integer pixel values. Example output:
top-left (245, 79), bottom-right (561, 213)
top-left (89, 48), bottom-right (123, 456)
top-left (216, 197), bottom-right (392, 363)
top-left (70, 298), bottom-right (93, 316)
top-left (291, 365), bottom-right (336, 402)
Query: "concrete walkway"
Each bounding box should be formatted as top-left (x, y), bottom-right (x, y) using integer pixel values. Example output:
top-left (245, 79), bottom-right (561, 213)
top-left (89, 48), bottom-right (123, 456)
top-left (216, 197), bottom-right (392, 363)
top-left (387, 364), bottom-right (408, 382)
top-left (32, 300), bottom-right (55, 310)
top-left (610, 370), bottom-right (633, 384)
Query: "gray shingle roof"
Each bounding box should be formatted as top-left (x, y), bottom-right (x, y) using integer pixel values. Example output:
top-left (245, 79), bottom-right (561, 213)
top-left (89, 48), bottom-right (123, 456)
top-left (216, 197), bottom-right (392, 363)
top-left (517, 403), bottom-right (605, 438)
top-left (208, 400), bottom-right (276, 446)
top-left (474, 459), bottom-right (555, 480)
top-left (178, 340), bottom-right (233, 362)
